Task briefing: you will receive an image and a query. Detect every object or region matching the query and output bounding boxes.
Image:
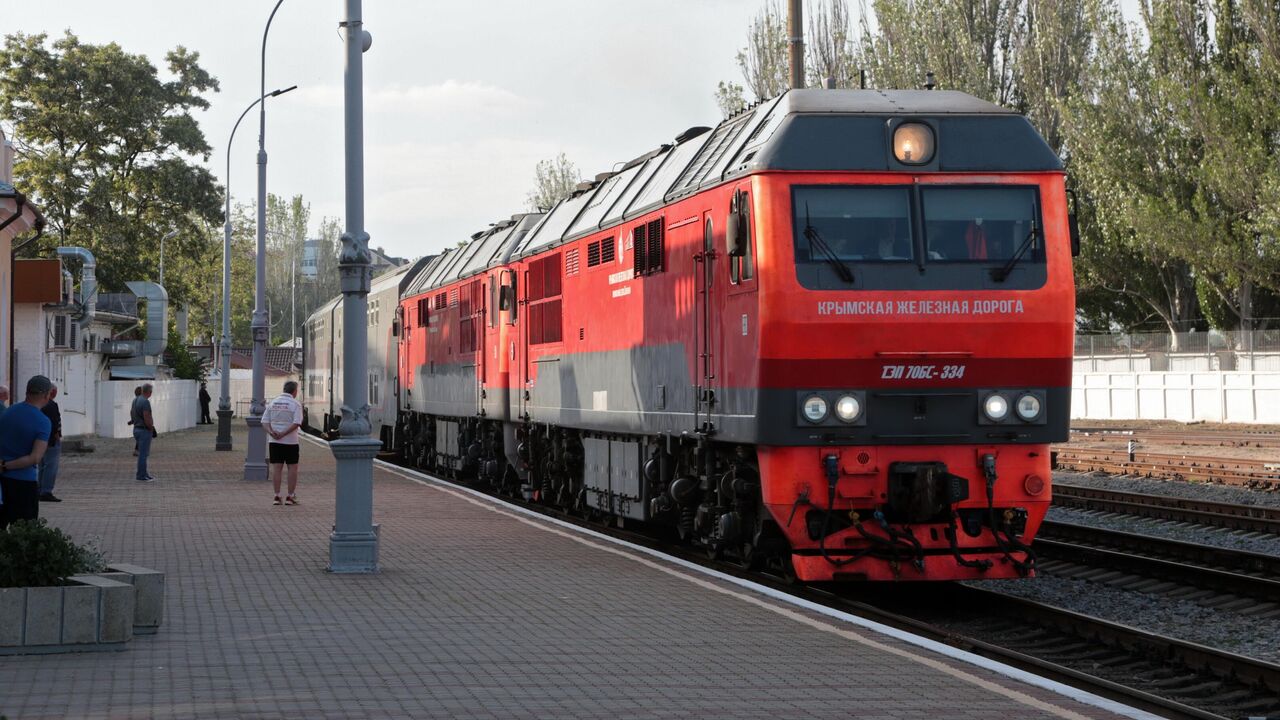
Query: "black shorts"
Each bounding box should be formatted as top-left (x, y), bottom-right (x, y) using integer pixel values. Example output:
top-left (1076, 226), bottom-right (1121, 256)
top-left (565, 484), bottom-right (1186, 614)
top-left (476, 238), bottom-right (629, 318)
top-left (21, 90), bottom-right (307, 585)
top-left (268, 443), bottom-right (300, 465)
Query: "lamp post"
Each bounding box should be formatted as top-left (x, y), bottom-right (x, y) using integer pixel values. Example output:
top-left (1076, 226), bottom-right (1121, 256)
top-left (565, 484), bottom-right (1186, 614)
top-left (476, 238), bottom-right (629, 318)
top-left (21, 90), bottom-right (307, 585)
top-left (329, 0), bottom-right (380, 572)
top-left (244, 0), bottom-right (286, 480)
top-left (217, 85), bottom-right (297, 452)
top-left (158, 230), bottom-right (177, 288)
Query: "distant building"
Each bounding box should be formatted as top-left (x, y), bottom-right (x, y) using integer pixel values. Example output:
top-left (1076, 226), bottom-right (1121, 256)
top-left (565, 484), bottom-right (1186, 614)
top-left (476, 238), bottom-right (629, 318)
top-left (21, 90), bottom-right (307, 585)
top-left (1, 127), bottom-right (48, 389)
top-left (301, 238), bottom-right (404, 282)
top-left (300, 238), bottom-right (321, 280)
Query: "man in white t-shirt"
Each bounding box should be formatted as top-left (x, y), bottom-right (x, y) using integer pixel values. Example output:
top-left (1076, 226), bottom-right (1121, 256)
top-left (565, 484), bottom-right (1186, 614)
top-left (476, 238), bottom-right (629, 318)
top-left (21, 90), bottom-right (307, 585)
top-left (264, 380), bottom-right (304, 506)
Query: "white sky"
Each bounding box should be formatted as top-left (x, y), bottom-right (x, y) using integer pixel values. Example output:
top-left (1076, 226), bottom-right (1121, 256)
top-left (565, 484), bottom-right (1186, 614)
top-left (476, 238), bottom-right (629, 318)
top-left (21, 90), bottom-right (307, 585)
top-left (0, 0), bottom-right (757, 259)
top-left (2, 0), bottom-right (1143, 260)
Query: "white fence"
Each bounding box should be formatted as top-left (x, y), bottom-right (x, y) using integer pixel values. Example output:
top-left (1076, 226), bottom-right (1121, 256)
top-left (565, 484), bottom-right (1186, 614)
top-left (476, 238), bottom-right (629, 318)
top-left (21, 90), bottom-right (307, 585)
top-left (95, 380), bottom-right (200, 439)
top-left (1071, 372), bottom-right (1280, 424)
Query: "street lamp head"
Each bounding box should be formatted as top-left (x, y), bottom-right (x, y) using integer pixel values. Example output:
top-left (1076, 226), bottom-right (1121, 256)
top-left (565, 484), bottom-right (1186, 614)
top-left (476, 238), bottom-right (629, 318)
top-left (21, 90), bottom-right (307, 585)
top-left (271, 85), bottom-right (299, 98)
top-left (163, 230), bottom-right (178, 240)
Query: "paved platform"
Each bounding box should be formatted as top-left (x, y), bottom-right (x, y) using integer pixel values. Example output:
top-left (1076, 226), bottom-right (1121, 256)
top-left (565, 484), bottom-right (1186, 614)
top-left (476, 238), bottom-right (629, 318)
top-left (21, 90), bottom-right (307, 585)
top-left (1, 425), bottom-right (1145, 719)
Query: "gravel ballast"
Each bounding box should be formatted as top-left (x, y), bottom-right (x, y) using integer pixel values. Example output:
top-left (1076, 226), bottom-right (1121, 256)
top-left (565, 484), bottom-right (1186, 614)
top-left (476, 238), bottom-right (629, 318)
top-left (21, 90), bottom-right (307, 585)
top-left (967, 575), bottom-right (1280, 665)
top-left (1054, 471), bottom-right (1280, 508)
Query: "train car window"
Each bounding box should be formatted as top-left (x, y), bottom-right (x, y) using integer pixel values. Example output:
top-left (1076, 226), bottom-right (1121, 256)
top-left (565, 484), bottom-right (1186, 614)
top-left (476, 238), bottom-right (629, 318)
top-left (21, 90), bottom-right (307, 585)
top-left (792, 186), bottom-right (913, 270)
top-left (729, 194), bottom-right (754, 284)
top-left (417, 297), bottom-right (429, 328)
top-left (489, 274), bottom-right (498, 328)
top-left (704, 218), bottom-right (714, 288)
top-left (920, 187), bottom-right (1042, 263)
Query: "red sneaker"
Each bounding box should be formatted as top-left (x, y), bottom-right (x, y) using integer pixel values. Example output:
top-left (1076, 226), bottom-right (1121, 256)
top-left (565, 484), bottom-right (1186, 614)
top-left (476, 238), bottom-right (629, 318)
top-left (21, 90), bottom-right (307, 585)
top-left (285, 495), bottom-right (298, 505)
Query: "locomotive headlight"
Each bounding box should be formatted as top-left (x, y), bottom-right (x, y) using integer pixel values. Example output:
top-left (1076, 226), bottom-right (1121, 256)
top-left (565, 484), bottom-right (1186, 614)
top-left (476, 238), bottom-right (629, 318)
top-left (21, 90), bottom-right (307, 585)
top-left (893, 123), bottom-right (935, 165)
top-left (1015, 393), bottom-right (1042, 421)
top-left (982, 393), bottom-right (1010, 422)
top-left (834, 394), bottom-right (861, 423)
top-left (802, 395), bottom-right (829, 423)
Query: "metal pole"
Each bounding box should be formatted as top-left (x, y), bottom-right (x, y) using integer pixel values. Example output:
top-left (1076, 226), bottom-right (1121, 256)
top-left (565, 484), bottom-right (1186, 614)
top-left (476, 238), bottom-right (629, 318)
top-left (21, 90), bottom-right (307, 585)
top-left (244, 0), bottom-right (285, 481)
top-left (329, 0), bottom-right (380, 573)
top-left (217, 87), bottom-right (295, 452)
top-left (788, 0), bottom-right (804, 89)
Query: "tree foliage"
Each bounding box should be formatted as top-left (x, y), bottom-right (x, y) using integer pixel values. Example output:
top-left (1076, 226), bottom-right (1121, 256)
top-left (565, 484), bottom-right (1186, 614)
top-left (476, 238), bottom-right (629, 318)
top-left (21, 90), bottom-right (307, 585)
top-left (0, 32), bottom-right (222, 309)
top-left (525, 152), bottom-right (580, 212)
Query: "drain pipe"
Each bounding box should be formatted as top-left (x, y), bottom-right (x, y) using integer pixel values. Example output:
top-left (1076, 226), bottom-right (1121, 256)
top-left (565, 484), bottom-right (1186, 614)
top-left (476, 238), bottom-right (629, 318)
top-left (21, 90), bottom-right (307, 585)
top-left (55, 247), bottom-right (97, 328)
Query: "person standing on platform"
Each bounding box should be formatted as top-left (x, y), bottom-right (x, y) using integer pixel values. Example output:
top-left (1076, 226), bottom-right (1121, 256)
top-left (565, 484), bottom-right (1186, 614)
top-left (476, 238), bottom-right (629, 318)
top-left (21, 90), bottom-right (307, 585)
top-left (0, 384), bottom-right (9, 412)
top-left (198, 382), bottom-right (212, 424)
top-left (130, 385), bottom-right (142, 456)
top-left (264, 380), bottom-right (303, 506)
top-left (0, 375), bottom-right (54, 529)
top-left (132, 384), bottom-right (157, 482)
top-left (38, 384), bottom-right (62, 503)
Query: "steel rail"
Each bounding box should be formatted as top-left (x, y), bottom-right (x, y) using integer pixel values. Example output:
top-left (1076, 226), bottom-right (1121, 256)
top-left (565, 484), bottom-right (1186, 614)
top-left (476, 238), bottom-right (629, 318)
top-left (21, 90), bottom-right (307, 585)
top-left (1052, 483), bottom-right (1280, 534)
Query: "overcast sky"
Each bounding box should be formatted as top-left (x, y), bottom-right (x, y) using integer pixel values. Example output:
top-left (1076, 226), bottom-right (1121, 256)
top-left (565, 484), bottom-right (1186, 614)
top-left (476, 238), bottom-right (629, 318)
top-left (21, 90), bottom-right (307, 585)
top-left (3, 1), bottom-right (1142, 260)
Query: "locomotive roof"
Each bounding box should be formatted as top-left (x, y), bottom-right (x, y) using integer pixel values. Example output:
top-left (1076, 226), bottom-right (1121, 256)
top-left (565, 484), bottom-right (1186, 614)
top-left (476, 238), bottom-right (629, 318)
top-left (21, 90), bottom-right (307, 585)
top-left (414, 88), bottom-right (1060, 294)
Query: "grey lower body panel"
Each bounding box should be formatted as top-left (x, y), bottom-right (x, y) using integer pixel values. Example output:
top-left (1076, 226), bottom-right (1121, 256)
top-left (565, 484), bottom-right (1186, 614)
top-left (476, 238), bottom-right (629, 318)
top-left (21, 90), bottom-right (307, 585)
top-left (404, 344), bottom-right (1069, 447)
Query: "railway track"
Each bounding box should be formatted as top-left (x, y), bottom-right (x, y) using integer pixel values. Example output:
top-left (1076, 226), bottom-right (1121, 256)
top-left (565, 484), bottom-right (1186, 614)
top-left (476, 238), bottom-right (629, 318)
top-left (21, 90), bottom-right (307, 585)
top-left (1036, 520), bottom-right (1280, 612)
top-left (346, 435), bottom-right (1280, 720)
top-left (1071, 427), bottom-right (1280, 449)
top-left (1053, 482), bottom-right (1280, 535)
top-left (1053, 448), bottom-right (1280, 488)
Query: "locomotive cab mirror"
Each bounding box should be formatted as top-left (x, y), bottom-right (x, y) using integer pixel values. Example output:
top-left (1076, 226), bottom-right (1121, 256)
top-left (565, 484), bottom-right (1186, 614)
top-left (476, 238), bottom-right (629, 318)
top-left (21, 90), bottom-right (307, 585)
top-left (726, 190), bottom-right (748, 257)
top-left (1066, 188), bottom-right (1082, 257)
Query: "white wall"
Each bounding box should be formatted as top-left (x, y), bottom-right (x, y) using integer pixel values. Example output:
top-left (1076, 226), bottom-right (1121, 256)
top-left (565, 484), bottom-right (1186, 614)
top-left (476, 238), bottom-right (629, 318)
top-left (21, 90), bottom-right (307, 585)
top-left (207, 369), bottom-right (299, 417)
top-left (95, 380), bottom-right (199, 438)
top-left (1072, 372), bottom-right (1280, 424)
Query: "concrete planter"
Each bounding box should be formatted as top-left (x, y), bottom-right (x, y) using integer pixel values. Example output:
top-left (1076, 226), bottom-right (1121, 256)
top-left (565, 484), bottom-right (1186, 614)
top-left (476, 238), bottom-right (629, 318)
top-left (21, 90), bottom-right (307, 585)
top-left (102, 564), bottom-right (165, 635)
top-left (0, 576), bottom-right (134, 655)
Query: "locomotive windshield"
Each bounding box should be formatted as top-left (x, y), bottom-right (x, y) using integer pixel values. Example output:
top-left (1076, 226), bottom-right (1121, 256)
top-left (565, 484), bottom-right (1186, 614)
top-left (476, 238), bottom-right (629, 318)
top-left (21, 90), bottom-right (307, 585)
top-left (791, 184), bottom-right (1045, 290)
top-left (920, 187), bottom-right (1041, 263)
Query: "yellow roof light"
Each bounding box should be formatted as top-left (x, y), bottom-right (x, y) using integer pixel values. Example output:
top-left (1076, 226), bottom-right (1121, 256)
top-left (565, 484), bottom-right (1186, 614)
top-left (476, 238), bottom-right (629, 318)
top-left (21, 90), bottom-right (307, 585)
top-left (893, 123), bottom-right (935, 165)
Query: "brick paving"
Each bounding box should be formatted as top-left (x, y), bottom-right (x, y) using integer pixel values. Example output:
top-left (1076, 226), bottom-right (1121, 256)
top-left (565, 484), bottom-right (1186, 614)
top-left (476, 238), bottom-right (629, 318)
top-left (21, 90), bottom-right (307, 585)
top-left (0, 425), bottom-right (1140, 719)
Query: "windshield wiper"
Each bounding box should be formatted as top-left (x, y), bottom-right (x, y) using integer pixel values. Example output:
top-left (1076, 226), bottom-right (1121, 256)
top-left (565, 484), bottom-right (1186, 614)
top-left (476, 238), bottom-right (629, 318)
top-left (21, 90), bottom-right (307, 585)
top-left (803, 203), bottom-right (855, 284)
top-left (991, 217), bottom-right (1039, 282)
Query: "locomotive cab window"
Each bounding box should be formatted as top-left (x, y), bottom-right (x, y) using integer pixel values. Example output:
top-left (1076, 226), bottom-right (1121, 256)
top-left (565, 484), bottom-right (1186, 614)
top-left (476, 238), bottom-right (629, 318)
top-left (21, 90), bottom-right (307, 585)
top-left (921, 187), bottom-right (1042, 264)
top-left (792, 186), bottom-right (913, 289)
top-left (792, 184), bottom-right (1047, 291)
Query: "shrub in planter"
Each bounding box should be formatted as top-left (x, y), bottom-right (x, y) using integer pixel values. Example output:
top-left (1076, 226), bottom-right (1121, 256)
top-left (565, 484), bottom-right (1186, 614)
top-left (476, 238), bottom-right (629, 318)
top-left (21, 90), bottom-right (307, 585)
top-left (0, 519), bottom-right (106, 588)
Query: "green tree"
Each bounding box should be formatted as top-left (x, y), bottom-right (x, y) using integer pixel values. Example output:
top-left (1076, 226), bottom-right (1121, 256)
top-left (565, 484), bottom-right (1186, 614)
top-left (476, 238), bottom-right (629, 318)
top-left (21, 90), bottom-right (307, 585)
top-left (714, 80), bottom-right (747, 118)
top-left (164, 329), bottom-right (206, 380)
top-left (0, 32), bottom-right (222, 308)
top-left (525, 153), bottom-right (580, 212)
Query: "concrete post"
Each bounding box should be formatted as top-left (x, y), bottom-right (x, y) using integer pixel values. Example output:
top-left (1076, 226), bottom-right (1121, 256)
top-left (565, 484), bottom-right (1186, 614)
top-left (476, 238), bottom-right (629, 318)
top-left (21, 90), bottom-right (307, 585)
top-left (244, 0), bottom-right (285, 481)
top-left (329, 0), bottom-right (380, 573)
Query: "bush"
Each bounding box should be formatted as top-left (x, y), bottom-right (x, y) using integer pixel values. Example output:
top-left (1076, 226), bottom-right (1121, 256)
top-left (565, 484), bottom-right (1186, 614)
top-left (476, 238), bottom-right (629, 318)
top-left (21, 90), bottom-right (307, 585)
top-left (0, 519), bottom-right (107, 588)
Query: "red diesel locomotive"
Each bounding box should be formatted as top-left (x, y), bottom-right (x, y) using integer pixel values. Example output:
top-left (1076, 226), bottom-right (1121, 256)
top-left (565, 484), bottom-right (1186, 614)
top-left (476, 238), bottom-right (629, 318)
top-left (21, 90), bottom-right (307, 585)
top-left (313, 88), bottom-right (1077, 582)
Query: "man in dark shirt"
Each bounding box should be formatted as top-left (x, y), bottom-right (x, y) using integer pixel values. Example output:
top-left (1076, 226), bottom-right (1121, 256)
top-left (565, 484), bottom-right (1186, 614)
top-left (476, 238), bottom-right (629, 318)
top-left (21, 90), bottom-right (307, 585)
top-left (198, 382), bottom-right (212, 424)
top-left (0, 375), bottom-right (53, 529)
top-left (132, 384), bottom-right (156, 482)
top-left (38, 384), bottom-right (63, 502)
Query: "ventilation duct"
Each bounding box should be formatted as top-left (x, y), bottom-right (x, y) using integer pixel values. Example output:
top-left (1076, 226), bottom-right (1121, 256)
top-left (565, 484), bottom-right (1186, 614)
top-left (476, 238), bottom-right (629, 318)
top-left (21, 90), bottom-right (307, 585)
top-left (125, 281), bottom-right (169, 357)
top-left (55, 246), bottom-right (97, 328)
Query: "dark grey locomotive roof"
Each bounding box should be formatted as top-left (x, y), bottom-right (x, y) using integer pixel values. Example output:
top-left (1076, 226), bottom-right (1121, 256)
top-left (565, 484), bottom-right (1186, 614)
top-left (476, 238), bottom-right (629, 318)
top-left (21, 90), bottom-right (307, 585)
top-left (416, 88), bottom-right (1060, 294)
